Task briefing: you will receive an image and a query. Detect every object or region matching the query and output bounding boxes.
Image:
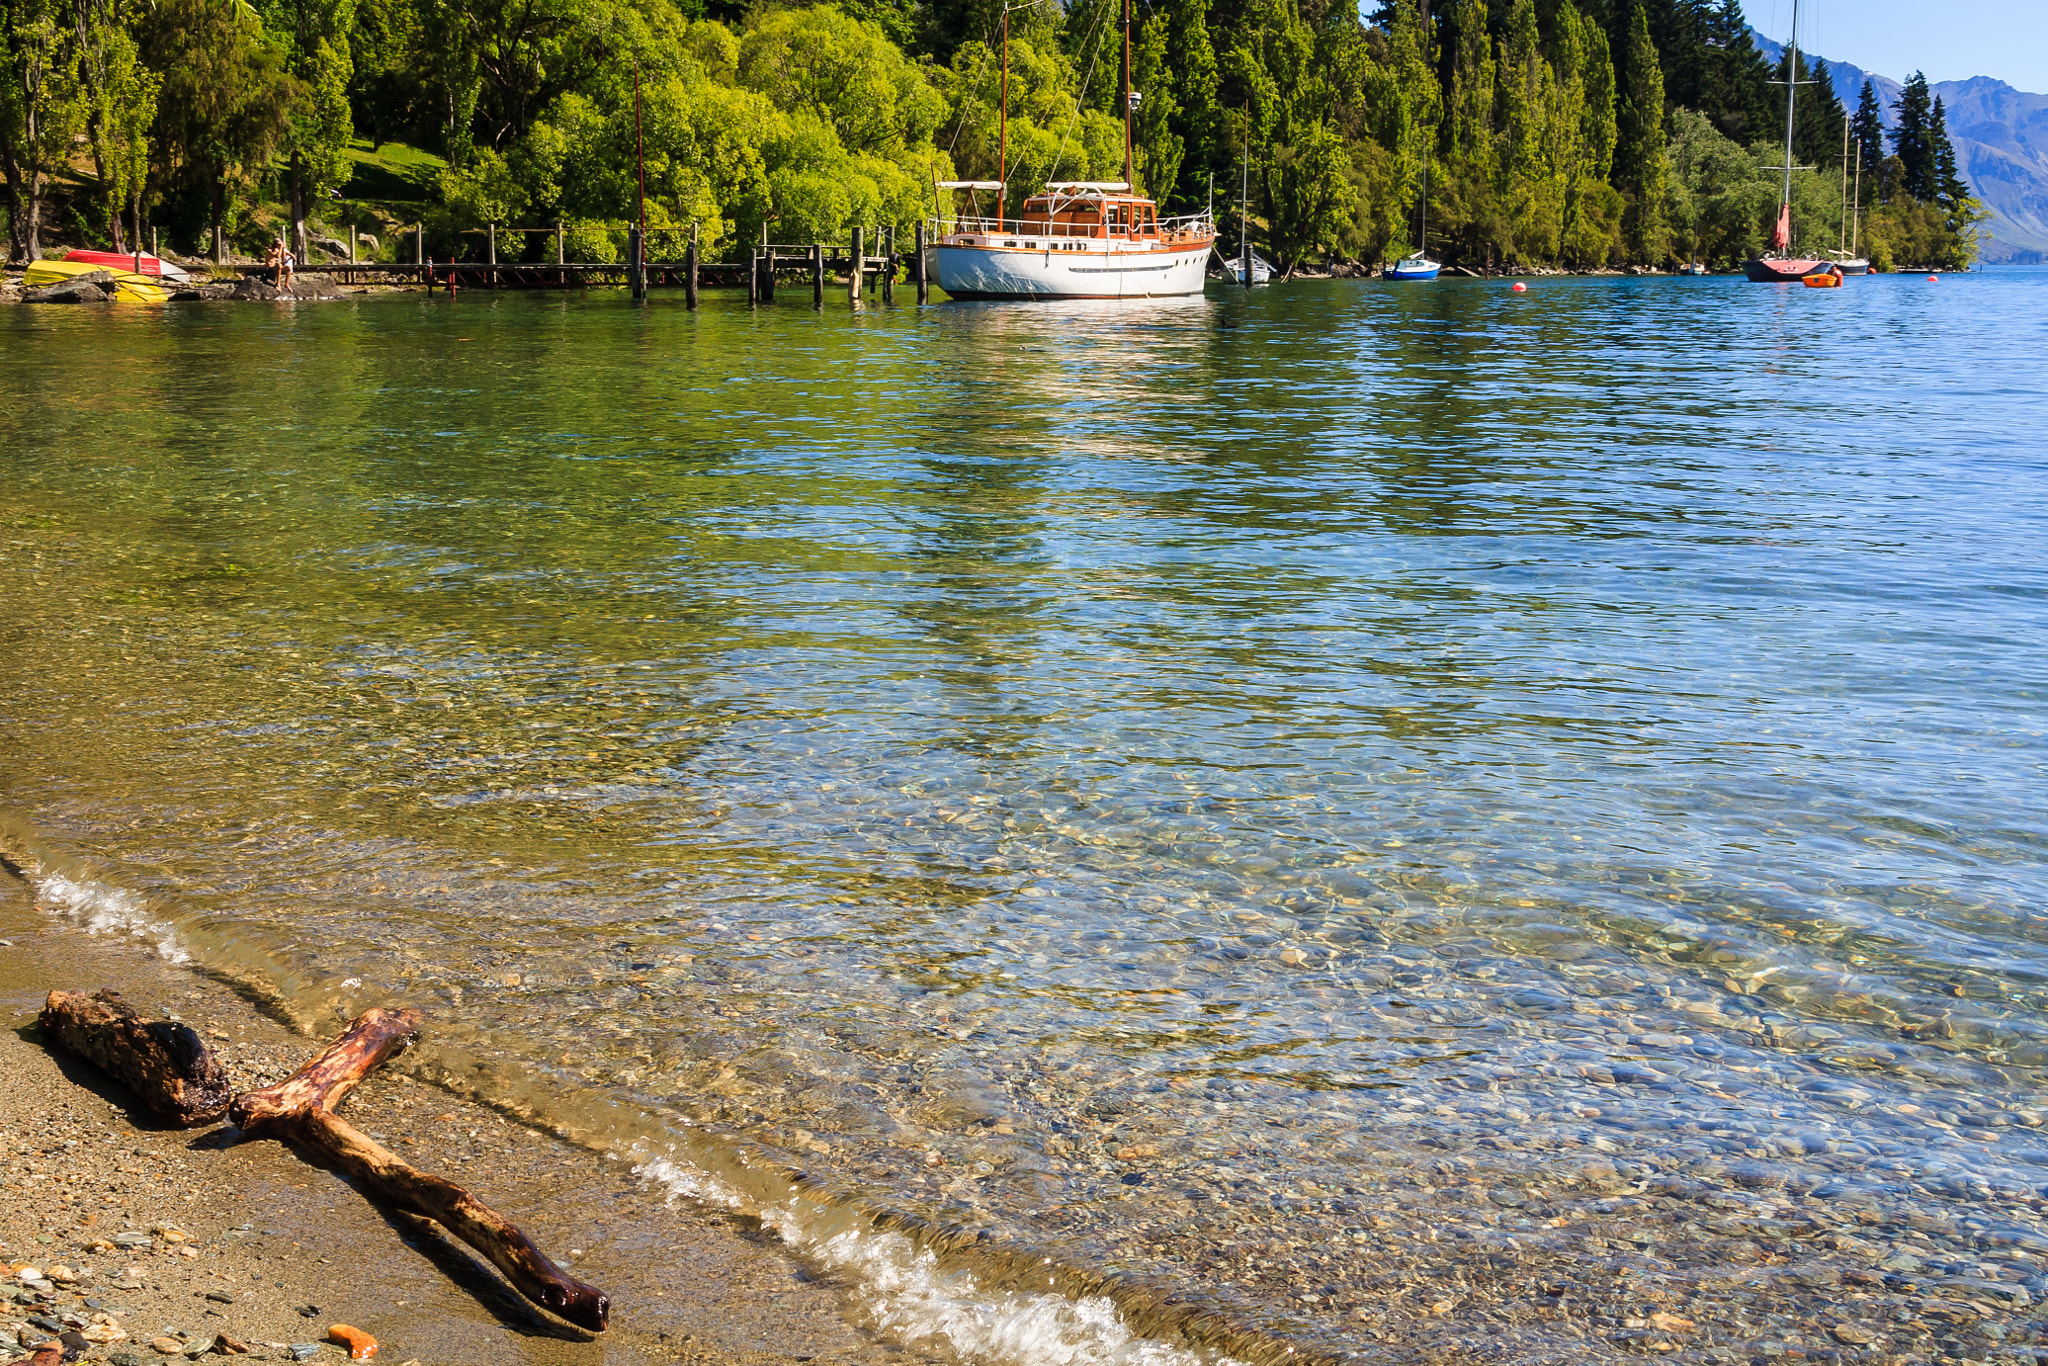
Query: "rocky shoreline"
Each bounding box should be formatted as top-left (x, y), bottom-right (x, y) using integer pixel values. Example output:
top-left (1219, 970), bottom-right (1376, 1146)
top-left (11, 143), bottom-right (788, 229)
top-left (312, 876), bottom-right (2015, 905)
top-left (0, 868), bottom-right (943, 1366)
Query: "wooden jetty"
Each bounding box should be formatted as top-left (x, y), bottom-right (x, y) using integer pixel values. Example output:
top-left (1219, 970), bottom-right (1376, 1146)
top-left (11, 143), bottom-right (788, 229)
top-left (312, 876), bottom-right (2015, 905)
top-left (246, 222), bottom-right (933, 306)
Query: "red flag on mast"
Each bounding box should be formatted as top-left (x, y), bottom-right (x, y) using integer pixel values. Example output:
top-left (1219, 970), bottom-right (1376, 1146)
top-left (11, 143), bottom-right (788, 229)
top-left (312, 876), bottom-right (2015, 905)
top-left (1770, 204), bottom-right (1791, 252)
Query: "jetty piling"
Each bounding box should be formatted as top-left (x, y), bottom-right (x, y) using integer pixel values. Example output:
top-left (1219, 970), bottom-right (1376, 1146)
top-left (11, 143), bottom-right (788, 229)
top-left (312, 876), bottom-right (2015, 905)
top-left (915, 222), bottom-right (928, 304)
top-left (488, 222), bottom-right (497, 287)
top-left (850, 226), bottom-right (863, 303)
top-left (686, 223), bottom-right (699, 310)
top-left (882, 226), bottom-right (895, 304)
top-left (812, 243), bottom-right (824, 308)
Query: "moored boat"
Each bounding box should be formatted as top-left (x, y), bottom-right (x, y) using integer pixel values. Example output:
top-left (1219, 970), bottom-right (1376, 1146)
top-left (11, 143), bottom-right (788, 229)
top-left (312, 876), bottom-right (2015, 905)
top-left (1382, 151), bottom-right (1439, 281)
top-left (924, 0), bottom-right (1214, 300)
top-left (1221, 250), bottom-right (1273, 285)
top-left (1383, 252), bottom-right (1441, 282)
top-left (929, 183), bottom-right (1214, 300)
top-left (1744, 0), bottom-right (1838, 284)
top-left (1745, 242), bottom-right (1834, 283)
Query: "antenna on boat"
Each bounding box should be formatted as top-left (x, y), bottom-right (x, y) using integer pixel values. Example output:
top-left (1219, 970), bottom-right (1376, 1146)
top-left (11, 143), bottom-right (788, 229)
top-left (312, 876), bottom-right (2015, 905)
top-left (1000, 3), bottom-right (1009, 210)
top-left (1121, 0), bottom-right (1134, 191)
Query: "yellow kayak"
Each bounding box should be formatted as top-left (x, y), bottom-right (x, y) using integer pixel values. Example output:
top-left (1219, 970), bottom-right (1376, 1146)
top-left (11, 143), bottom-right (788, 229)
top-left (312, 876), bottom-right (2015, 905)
top-left (25, 257), bottom-right (173, 303)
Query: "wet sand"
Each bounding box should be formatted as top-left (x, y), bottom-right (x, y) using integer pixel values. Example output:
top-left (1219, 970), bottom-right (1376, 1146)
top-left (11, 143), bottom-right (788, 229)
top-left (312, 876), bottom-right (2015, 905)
top-left (0, 866), bottom-right (940, 1366)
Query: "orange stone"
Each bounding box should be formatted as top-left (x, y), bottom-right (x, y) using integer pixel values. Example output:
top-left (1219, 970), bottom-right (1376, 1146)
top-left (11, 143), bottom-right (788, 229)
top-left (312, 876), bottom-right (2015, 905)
top-left (327, 1324), bottom-right (379, 1360)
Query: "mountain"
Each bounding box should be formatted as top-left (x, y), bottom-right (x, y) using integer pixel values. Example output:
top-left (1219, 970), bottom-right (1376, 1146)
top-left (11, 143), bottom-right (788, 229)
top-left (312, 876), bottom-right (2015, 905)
top-left (1750, 33), bottom-right (2048, 259)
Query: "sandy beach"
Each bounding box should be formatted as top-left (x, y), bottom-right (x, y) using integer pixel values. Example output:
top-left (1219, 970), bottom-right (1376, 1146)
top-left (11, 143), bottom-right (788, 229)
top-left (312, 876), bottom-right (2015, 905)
top-left (0, 864), bottom-right (940, 1366)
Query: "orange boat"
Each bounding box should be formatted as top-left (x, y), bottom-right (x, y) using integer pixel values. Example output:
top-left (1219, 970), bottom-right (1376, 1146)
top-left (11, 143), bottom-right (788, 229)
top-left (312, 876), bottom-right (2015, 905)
top-left (1803, 269), bottom-right (1844, 289)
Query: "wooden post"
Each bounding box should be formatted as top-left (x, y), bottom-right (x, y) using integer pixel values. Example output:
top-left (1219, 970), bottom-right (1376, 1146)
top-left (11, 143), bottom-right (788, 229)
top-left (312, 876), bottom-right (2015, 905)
top-left (811, 243), bottom-right (823, 307)
top-left (629, 225), bottom-right (645, 299)
top-left (416, 222), bottom-right (424, 271)
top-left (748, 244), bottom-right (759, 306)
top-left (849, 226), bottom-right (863, 303)
top-left (882, 225), bottom-right (895, 303)
top-left (556, 219), bottom-right (565, 265)
top-left (151, 225), bottom-right (158, 260)
top-left (915, 221), bottom-right (928, 303)
top-left (349, 206), bottom-right (357, 264)
top-left (686, 221), bottom-right (699, 310)
top-left (488, 221), bottom-right (497, 288)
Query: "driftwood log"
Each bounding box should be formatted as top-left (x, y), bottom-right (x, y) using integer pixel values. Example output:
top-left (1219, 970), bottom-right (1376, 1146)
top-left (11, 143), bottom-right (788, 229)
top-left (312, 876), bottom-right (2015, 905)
top-left (230, 1008), bottom-right (610, 1333)
top-left (39, 989), bottom-right (232, 1126)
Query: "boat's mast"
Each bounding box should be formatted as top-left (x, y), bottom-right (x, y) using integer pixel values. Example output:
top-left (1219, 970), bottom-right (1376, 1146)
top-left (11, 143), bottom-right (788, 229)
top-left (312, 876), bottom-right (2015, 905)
top-left (1852, 139), bottom-right (1862, 255)
top-left (1000, 5), bottom-right (1009, 212)
top-left (1241, 109), bottom-right (1250, 283)
top-left (1839, 114), bottom-right (1849, 255)
top-left (1121, 0), bottom-right (1134, 190)
top-left (1419, 151), bottom-right (1428, 255)
top-left (1780, 0), bottom-right (1800, 222)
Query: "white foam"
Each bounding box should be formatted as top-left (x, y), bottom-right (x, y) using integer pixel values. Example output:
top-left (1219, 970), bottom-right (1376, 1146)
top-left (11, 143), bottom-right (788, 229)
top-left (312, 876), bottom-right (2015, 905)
top-left (635, 1155), bottom-right (1239, 1366)
top-left (31, 871), bottom-right (189, 962)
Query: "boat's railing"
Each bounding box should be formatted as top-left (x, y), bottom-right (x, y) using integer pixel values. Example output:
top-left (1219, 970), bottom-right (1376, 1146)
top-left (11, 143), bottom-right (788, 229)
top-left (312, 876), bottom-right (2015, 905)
top-left (928, 210), bottom-right (1215, 245)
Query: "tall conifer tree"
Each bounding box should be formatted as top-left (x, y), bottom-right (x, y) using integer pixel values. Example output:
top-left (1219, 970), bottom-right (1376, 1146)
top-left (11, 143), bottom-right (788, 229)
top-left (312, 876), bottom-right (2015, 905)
top-left (1613, 1), bottom-right (1664, 261)
top-left (1850, 78), bottom-right (1884, 203)
top-left (1890, 70), bottom-right (1935, 201)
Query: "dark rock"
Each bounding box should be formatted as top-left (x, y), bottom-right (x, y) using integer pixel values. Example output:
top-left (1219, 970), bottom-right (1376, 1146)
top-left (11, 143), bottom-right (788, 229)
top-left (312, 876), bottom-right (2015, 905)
top-left (23, 271), bottom-right (115, 303)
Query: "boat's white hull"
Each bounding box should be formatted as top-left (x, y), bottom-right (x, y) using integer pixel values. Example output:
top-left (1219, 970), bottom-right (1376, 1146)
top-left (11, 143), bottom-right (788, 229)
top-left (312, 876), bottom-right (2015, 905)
top-left (930, 242), bottom-right (1212, 299)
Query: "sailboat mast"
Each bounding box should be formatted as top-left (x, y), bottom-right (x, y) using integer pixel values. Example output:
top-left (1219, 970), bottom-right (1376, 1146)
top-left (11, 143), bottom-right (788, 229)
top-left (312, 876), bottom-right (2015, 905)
top-left (1852, 140), bottom-right (1862, 255)
top-left (1121, 0), bottom-right (1134, 189)
top-left (1780, 0), bottom-right (1800, 218)
top-left (1839, 114), bottom-right (1849, 254)
top-left (1000, 5), bottom-right (1009, 207)
top-left (1241, 110), bottom-right (1250, 284)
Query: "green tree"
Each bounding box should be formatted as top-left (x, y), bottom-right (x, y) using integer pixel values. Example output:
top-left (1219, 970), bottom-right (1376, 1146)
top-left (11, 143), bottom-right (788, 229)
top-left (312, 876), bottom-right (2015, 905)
top-left (1552, 1), bottom-right (1618, 266)
top-left (1433, 0), bottom-right (1499, 262)
top-left (139, 0), bottom-right (293, 259)
top-left (1849, 77), bottom-right (1882, 202)
top-left (1129, 2), bottom-right (1180, 200)
top-left (1890, 70), bottom-right (1935, 201)
top-left (0, 0), bottom-right (77, 260)
top-left (1612, 1), bottom-right (1664, 262)
top-left (67, 0), bottom-right (158, 252)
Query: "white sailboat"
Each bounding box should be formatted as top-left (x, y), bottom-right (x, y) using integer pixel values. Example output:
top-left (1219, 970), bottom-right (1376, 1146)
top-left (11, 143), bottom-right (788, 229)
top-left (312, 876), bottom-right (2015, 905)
top-left (926, 0), bottom-right (1215, 299)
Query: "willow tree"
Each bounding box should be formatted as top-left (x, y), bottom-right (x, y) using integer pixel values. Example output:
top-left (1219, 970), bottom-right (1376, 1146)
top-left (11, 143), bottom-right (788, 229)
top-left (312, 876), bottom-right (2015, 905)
top-left (0, 0), bottom-right (78, 259)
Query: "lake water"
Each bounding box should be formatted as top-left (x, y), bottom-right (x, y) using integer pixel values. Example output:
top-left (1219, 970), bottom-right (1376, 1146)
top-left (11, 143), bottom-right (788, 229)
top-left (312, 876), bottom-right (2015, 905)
top-left (4, 269), bottom-right (2047, 1365)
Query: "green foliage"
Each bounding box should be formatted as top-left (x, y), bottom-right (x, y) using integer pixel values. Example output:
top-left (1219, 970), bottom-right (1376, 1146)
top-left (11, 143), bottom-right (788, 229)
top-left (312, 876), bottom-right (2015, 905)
top-left (5, 0), bottom-right (1982, 275)
top-left (1613, 3), bottom-right (1665, 262)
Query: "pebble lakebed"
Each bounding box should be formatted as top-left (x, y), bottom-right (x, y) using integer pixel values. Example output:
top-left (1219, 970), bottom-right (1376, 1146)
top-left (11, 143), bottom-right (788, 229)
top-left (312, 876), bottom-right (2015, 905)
top-left (5, 278), bottom-right (2048, 1365)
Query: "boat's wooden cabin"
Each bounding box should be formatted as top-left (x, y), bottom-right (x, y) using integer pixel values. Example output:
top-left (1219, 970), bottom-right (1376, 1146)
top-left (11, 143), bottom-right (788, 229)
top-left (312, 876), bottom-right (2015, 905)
top-left (934, 180), bottom-right (1210, 250)
top-left (1016, 184), bottom-right (1159, 242)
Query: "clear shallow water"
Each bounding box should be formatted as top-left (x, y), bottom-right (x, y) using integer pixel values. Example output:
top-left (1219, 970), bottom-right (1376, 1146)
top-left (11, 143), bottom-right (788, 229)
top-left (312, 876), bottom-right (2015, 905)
top-left (3, 272), bottom-right (2048, 1364)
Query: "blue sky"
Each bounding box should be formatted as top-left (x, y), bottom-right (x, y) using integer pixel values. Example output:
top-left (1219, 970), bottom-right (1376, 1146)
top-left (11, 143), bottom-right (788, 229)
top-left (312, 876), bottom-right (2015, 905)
top-left (1747, 0), bottom-right (2046, 90)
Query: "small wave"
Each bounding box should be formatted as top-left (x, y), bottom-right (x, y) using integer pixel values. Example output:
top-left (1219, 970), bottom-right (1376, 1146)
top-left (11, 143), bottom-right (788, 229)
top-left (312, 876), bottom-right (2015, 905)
top-left (636, 1156), bottom-right (1241, 1366)
top-left (0, 825), bottom-right (190, 962)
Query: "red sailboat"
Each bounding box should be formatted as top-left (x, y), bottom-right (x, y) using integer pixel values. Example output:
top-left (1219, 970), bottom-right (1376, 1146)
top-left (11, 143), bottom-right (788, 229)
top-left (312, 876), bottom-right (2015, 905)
top-left (1744, 0), bottom-right (1835, 283)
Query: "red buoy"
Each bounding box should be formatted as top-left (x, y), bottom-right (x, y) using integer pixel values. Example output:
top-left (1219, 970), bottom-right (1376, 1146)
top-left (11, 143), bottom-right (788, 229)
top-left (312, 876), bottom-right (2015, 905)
top-left (1511, 281), bottom-right (1527, 292)
top-left (1927, 274), bottom-right (1939, 282)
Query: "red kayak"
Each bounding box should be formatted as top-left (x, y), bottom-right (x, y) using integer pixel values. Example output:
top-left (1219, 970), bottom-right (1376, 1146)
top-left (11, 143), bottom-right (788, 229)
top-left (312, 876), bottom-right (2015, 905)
top-left (64, 249), bottom-right (192, 283)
